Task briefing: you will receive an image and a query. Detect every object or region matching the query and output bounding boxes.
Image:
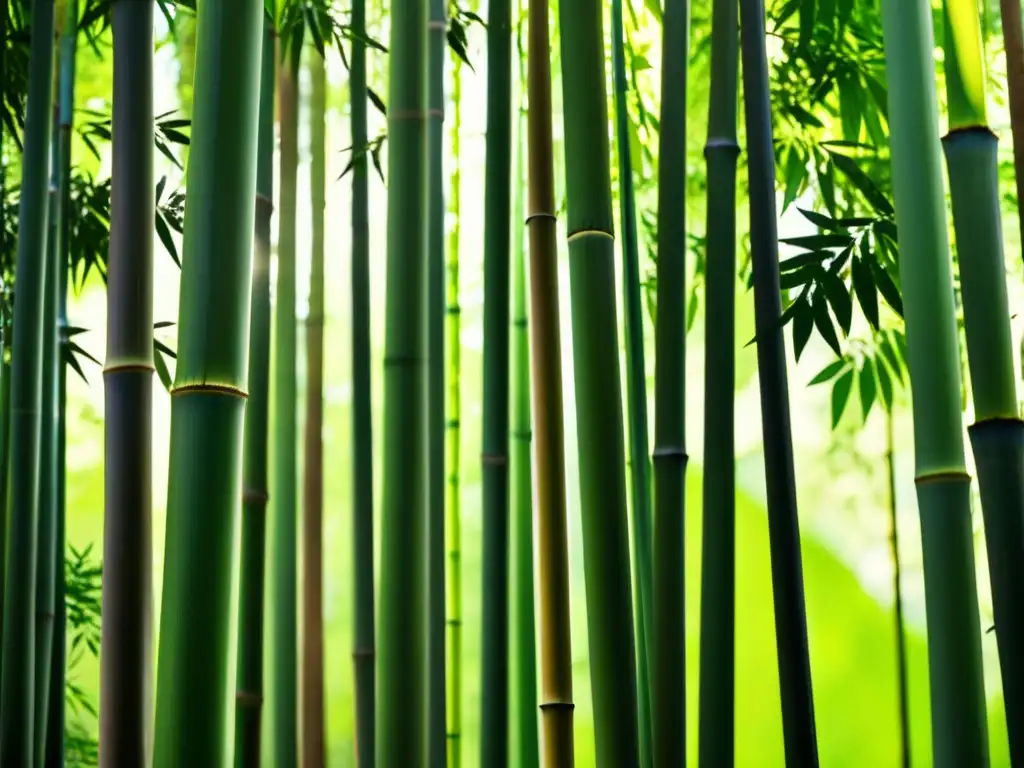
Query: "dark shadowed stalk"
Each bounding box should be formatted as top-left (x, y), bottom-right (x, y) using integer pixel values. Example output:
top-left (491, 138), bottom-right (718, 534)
top-left (234, 4), bottom-right (275, 765)
top-left (0, 0), bottom-right (56, 761)
top-left (480, 0), bottom-right (513, 757)
top-left (696, 0), bottom-right (738, 759)
top-left (271, 42), bottom-right (300, 766)
top-left (526, 0), bottom-right (574, 759)
top-left (878, 0), bottom-right (988, 763)
top-left (151, 0), bottom-right (263, 760)
top-left (101, 1), bottom-right (156, 763)
top-left (376, 0), bottom-right (430, 760)
top-left (997, 0), bottom-right (1024, 260)
top-left (557, 0), bottom-right (641, 760)
top-left (34, 102), bottom-right (61, 762)
top-left (350, 0), bottom-right (376, 759)
top-left (446, 34), bottom-right (464, 768)
top-left (886, 412), bottom-right (911, 768)
top-left (940, 2), bottom-right (1024, 758)
top-left (609, 3), bottom-right (653, 759)
top-left (509, 32), bottom-right (538, 764)
top-left (46, 1), bottom-right (78, 761)
top-left (428, 0), bottom-right (448, 762)
top-left (301, 41), bottom-right (328, 768)
top-left (737, 0), bottom-right (818, 762)
top-left (651, 0), bottom-right (689, 762)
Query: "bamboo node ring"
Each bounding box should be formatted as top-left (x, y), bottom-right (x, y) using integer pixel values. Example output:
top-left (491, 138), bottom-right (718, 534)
top-left (914, 470), bottom-right (971, 486)
top-left (255, 193), bottom-right (275, 213)
top-left (352, 646), bottom-right (376, 659)
top-left (170, 382), bottom-right (249, 399)
top-left (242, 489), bottom-right (270, 506)
top-left (652, 446), bottom-right (688, 460)
top-left (481, 452), bottom-right (507, 466)
top-left (428, 20), bottom-right (448, 29)
top-left (525, 211), bottom-right (557, 224)
top-left (539, 701), bottom-right (575, 712)
top-left (567, 228), bottom-right (614, 243)
top-left (235, 690), bottom-right (263, 708)
top-left (103, 363), bottom-right (158, 375)
top-left (428, 108), bottom-right (445, 119)
top-left (389, 108), bottom-right (430, 121)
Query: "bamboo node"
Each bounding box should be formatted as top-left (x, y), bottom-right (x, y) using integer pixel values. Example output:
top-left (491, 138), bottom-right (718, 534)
top-left (389, 109), bottom-right (430, 122)
top-left (567, 228), bottom-right (614, 243)
top-left (242, 488), bottom-right (270, 506)
top-left (447, 305), bottom-right (462, 316)
top-left (255, 193), bottom-right (275, 214)
top-left (446, 617), bottom-right (463, 627)
top-left (510, 429), bottom-right (532, 441)
top-left (352, 646), bottom-right (375, 659)
top-left (446, 419), bottom-right (461, 429)
top-left (539, 700), bottom-right (575, 712)
top-left (481, 452), bottom-right (507, 466)
top-left (170, 382), bottom-right (249, 399)
top-left (525, 212), bottom-right (557, 224)
top-left (704, 138), bottom-right (741, 158)
top-left (914, 470), bottom-right (971, 486)
top-left (235, 690), bottom-right (263, 708)
top-left (446, 732), bottom-right (462, 741)
top-left (383, 354), bottom-right (426, 368)
top-left (652, 446), bottom-right (688, 461)
top-left (428, 108), bottom-right (445, 119)
top-left (512, 319), bottom-right (528, 329)
top-left (103, 363), bottom-right (157, 376)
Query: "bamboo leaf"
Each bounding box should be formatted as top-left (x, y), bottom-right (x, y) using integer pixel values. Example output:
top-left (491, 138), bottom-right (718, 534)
top-left (828, 151), bottom-right (895, 215)
top-left (831, 368), bottom-right (854, 428)
top-left (876, 355), bottom-right (893, 411)
top-left (783, 145), bottom-right (805, 212)
top-left (367, 87), bottom-right (387, 116)
top-left (779, 250), bottom-right (832, 273)
top-left (793, 299), bottom-right (813, 360)
top-left (822, 271), bottom-right (852, 336)
top-left (780, 233), bottom-right (853, 250)
top-left (813, 288), bottom-right (842, 355)
top-left (154, 345), bottom-right (173, 392)
top-left (871, 259), bottom-right (903, 316)
top-left (859, 358), bottom-right (876, 421)
top-left (797, 207), bottom-right (844, 232)
top-left (799, 0), bottom-right (816, 49)
top-left (851, 248), bottom-right (878, 330)
top-left (839, 72), bottom-right (863, 142)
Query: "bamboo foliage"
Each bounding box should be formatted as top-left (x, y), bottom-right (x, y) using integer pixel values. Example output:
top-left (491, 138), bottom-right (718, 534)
top-left (0, 0), bottom-right (56, 761)
top-left (151, 0), bottom-right (264, 760)
top-left (234, 4), bottom-right (276, 763)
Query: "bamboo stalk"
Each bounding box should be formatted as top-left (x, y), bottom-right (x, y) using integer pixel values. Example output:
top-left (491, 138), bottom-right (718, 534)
top-left (0, 0), bottom-right (56, 760)
top-left (526, 0), bottom-right (574, 761)
top-left (737, 0), bottom-right (819, 761)
top-left (878, 0), bottom-right (989, 762)
top-left (428, 0), bottom-right (448, 762)
top-left (445, 35), bottom-right (464, 768)
top-left (350, 0), bottom-right (376, 762)
top-left (886, 412), bottom-right (911, 768)
top-left (101, 1), bottom-right (156, 763)
top-left (940, 2), bottom-right (1024, 757)
top-left (301, 40), bottom-right (328, 768)
top-left (608, 4), bottom-right (654, 759)
top-left (696, 0), bottom-right (739, 758)
top-left (556, 0), bottom-right (641, 760)
top-left (234, 6), bottom-right (276, 765)
top-left (376, 0), bottom-right (430, 759)
top-left (151, 0), bottom-right (264, 759)
top-left (271, 42), bottom-right (301, 766)
top-left (997, 0), bottom-right (1024, 262)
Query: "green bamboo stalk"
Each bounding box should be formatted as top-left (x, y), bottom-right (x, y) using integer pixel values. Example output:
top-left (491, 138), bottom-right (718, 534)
top-left (101, 1), bottom-right (156, 762)
top-left (608, 5), bottom-right (653, 759)
top-left (0, 0), bottom-right (56, 761)
top-left (557, 0), bottom-right (640, 760)
top-left (939, 2), bottom-right (1024, 758)
top-left (46, 0), bottom-right (78, 760)
top-left (150, 0), bottom-right (263, 760)
top-left (350, 0), bottom-right (376, 759)
top-left (427, 0), bottom-right (448, 762)
top-left (525, 0), bottom-right (574, 760)
top-left (480, 0), bottom-right (514, 756)
top-left (376, 0), bottom-right (430, 760)
top-left (509, 33), bottom-right (538, 765)
top-left (445, 39), bottom-right (464, 768)
top-left (233, 5), bottom-right (275, 765)
top-left (650, 0), bottom-right (689, 762)
top-left (696, 0), bottom-right (738, 759)
top-left (878, 0), bottom-right (989, 763)
top-left (737, 0), bottom-right (818, 761)
top-left (34, 103), bottom-right (60, 763)
top-left (886, 411), bottom-right (911, 768)
top-left (301, 40), bottom-right (328, 768)
top-left (271, 41), bottom-right (300, 766)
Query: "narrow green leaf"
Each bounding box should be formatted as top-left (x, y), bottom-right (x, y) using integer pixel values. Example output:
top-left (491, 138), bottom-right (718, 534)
top-left (779, 250), bottom-right (832, 272)
top-left (783, 145), bottom-right (805, 212)
top-left (793, 299), bottom-right (813, 360)
top-left (870, 260), bottom-right (903, 316)
top-left (859, 358), bottom-right (876, 421)
top-left (812, 288), bottom-right (842, 355)
top-left (822, 271), bottom-right (852, 335)
top-left (876, 355), bottom-right (893, 411)
top-left (797, 207), bottom-right (843, 231)
top-left (828, 151), bottom-right (895, 215)
top-left (850, 248), bottom-right (878, 330)
top-left (839, 72), bottom-right (863, 142)
top-left (832, 368), bottom-right (854, 428)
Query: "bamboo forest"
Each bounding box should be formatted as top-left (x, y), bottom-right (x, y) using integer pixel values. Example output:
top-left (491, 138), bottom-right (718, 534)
top-left (6, 0), bottom-right (1024, 764)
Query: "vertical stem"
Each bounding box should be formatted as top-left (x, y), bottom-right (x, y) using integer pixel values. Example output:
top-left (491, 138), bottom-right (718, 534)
top-left (350, 0), bottom-right (376, 759)
top-left (445, 34), bottom-right (464, 768)
top-left (526, 0), bottom-right (575, 761)
top-left (152, 0), bottom-right (263, 760)
top-left (480, 0), bottom-right (514, 758)
top-left (997, 0), bottom-right (1024, 264)
top-left (376, 0), bottom-right (430, 760)
top-left (102, 1), bottom-right (156, 763)
top-left (301, 41), bottom-right (328, 768)
top-left (737, 0), bottom-right (819, 761)
top-left (696, 0), bottom-right (738, 758)
top-left (427, 0), bottom-right (448, 762)
top-left (271, 44), bottom-right (300, 766)
top-left (886, 412), bottom-right (911, 768)
top-left (609, 6), bottom-right (654, 760)
top-left (0, 0), bottom-right (56, 761)
top-left (234, 4), bottom-right (276, 765)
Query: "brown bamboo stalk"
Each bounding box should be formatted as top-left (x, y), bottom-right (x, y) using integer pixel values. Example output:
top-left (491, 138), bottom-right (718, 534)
top-left (527, 0), bottom-right (575, 761)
